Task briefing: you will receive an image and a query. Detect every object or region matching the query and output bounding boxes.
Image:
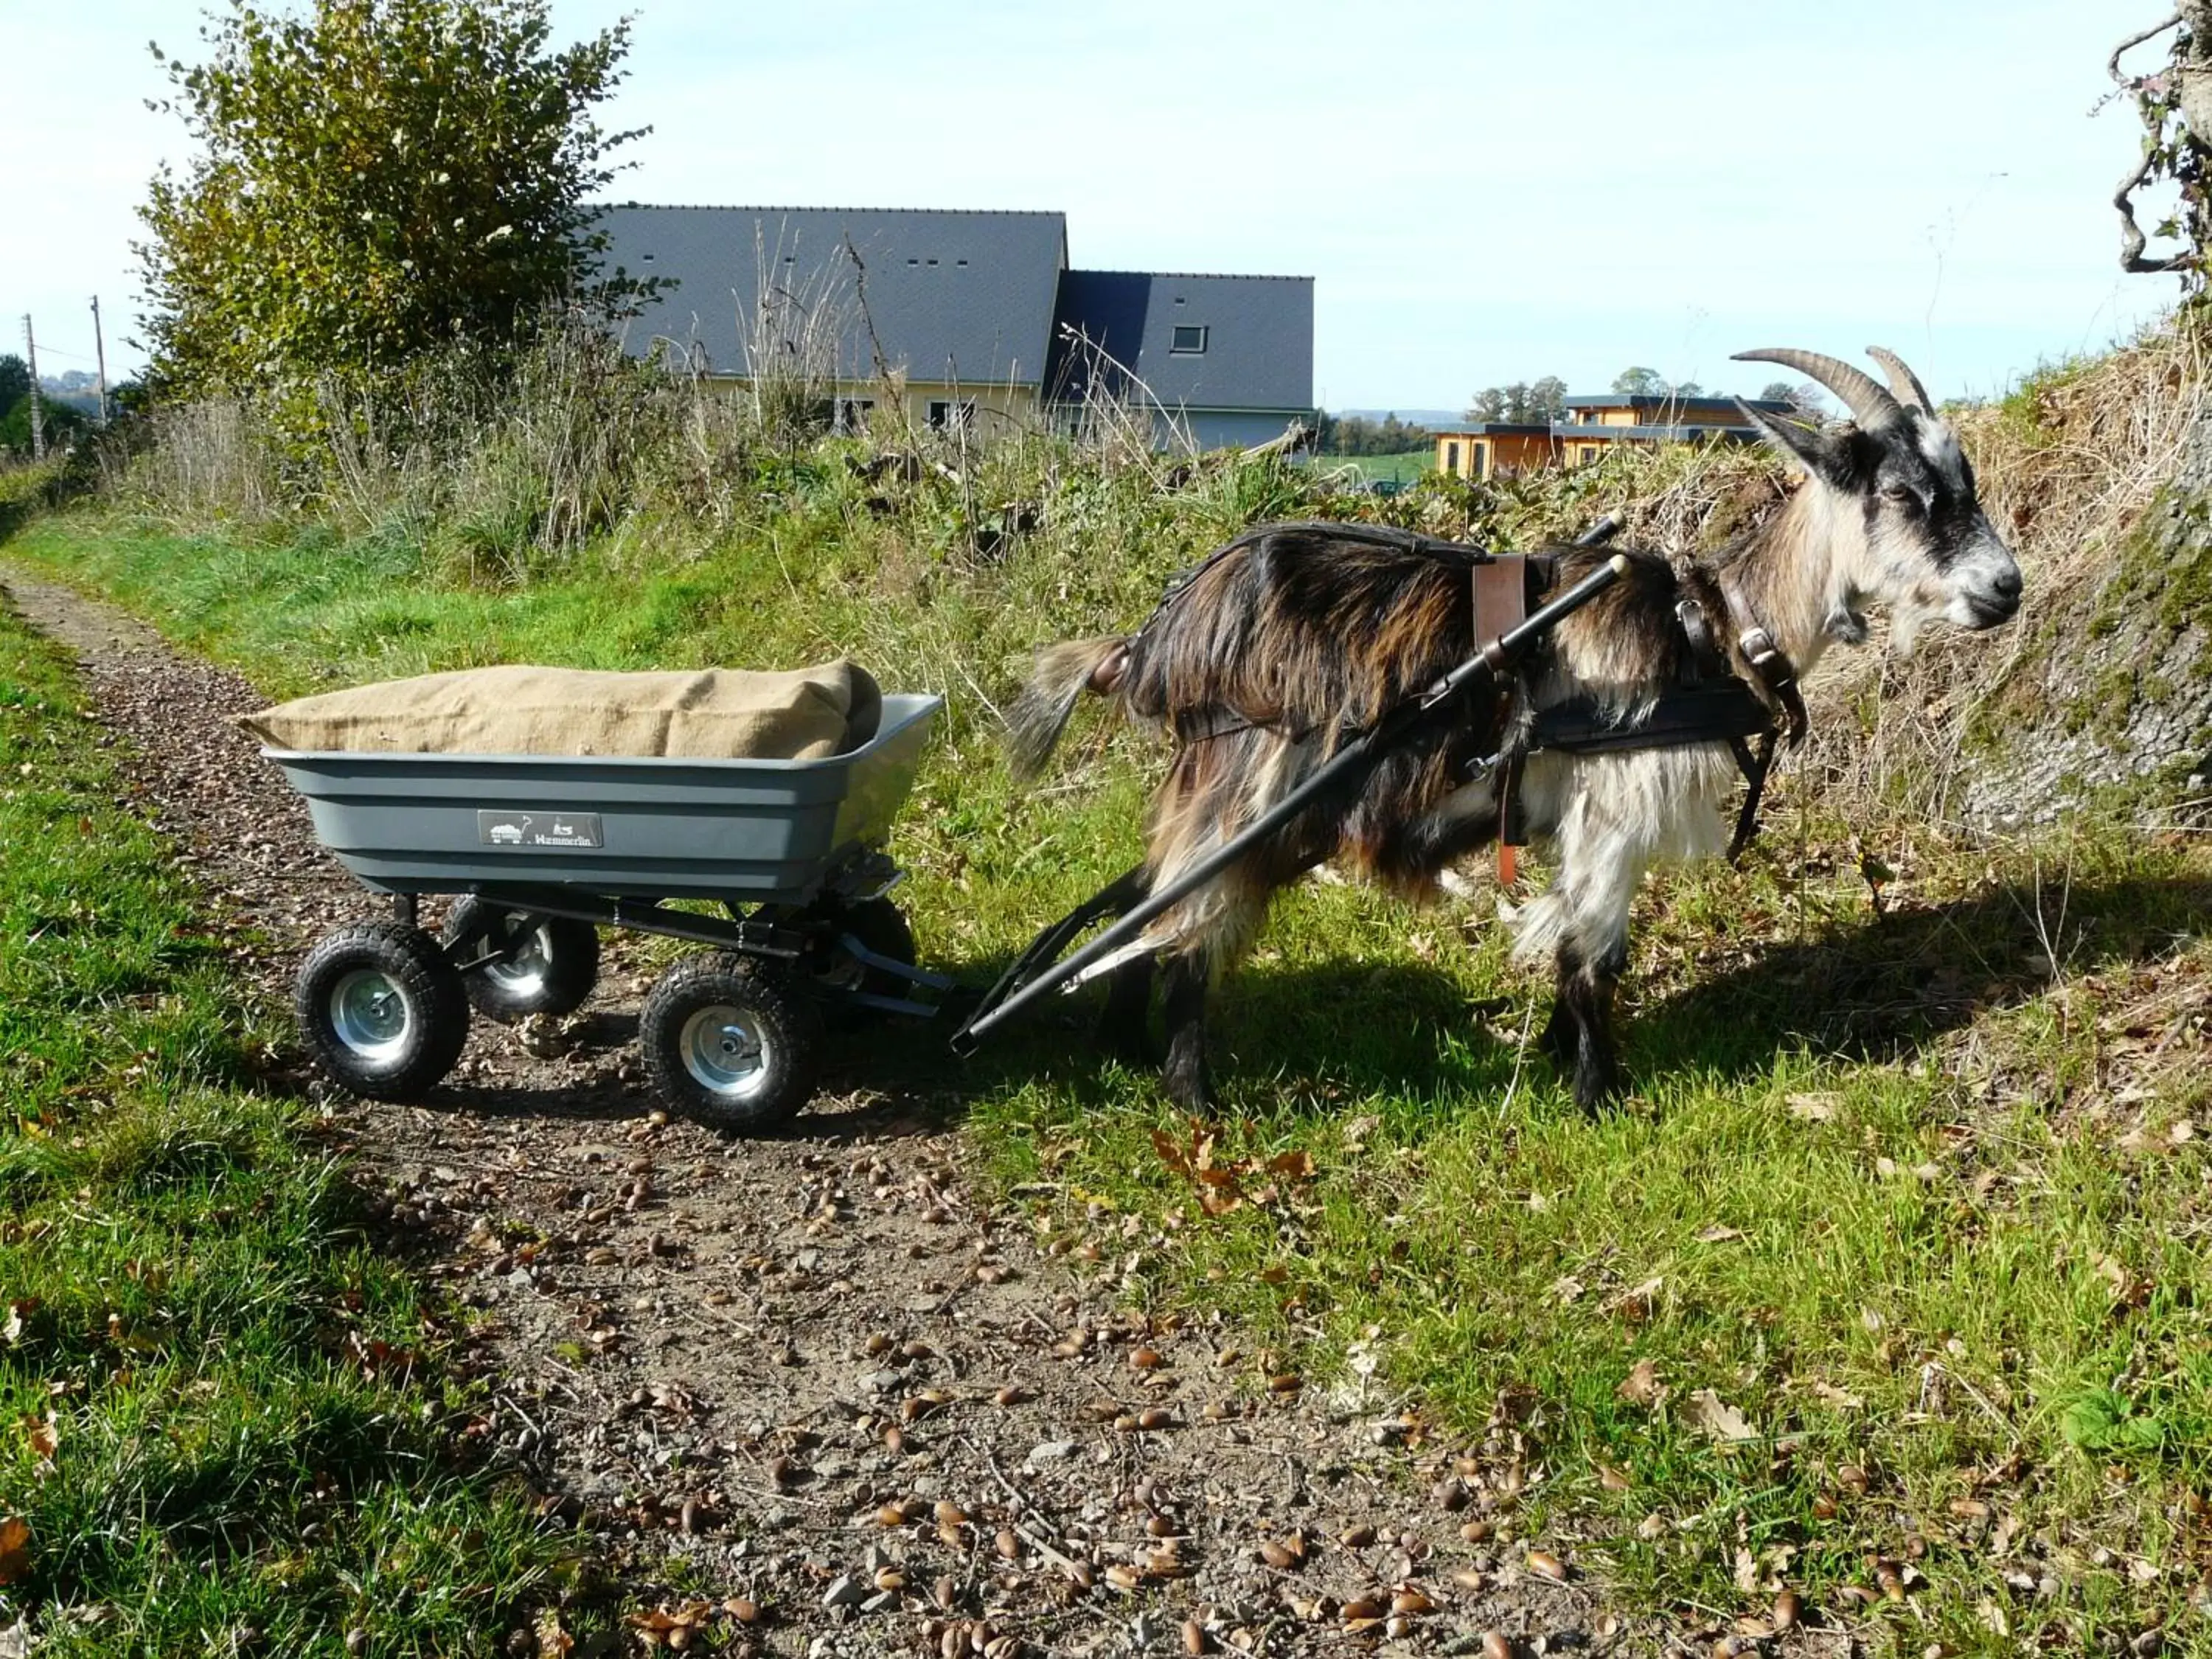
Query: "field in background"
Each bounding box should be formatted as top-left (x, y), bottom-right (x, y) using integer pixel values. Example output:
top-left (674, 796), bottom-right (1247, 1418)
top-left (0, 600), bottom-right (580, 1652)
top-left (1312, 449), bottom-right (1436, 487)
top-left (4, 316), bottom-right (2211, 1648)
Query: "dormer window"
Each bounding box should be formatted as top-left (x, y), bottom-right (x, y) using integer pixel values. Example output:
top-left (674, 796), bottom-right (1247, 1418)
top-left (1170, 324), bottom-right (1208, 355)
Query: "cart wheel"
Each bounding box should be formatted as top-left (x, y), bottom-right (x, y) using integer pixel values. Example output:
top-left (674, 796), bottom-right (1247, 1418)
top-left (295, 921), bottom-right (470, 1102)
top-left (440, 896), bottom-right (600, 1023)
top-left (640, 955), bottom-right (821, 1131)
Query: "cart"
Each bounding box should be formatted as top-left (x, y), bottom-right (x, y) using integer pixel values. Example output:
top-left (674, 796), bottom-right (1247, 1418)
top-left (267, 693), bottom-right (950, 1130)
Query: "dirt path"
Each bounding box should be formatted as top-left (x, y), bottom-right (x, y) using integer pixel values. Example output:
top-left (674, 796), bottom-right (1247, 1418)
top-left (0, 568), bottom-right (1662, 1659)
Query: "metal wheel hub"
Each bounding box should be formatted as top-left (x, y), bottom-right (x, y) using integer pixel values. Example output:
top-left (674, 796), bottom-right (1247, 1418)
top-left (330, 968), bottom-right (414, 1060)
top-left (678, 1004), bottom-right (772, 1100)
top-left (484, 925), bottom-right (553, 994)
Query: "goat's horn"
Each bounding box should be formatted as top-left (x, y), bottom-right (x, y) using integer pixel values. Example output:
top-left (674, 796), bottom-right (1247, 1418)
top-left (1864, 345), bottom-right (1935, 414)
top-left (1731, 347), bottom-right (1901, 428)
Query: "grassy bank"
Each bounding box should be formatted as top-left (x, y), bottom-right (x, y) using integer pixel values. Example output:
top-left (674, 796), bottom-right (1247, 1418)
top-left (7, 319), bottom-right (2210, 1646)
top-left (0, 597), bottom-right (582, 1653)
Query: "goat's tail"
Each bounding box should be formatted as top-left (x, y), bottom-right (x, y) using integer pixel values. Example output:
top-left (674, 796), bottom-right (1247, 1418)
top-left (1004, 636), bottom-right (1131, 779)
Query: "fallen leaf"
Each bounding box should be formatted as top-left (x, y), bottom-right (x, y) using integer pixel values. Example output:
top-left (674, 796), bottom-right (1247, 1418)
top-left (1690, 1388), bottom-right (1756, 1442)
top-left (1610, 1276), bottom-right (1663, 1322)
top-left (0, 1517), bottom-right (29, 1586)
top-left (21, 1416), bottom-right (55, 1461)
top-left (1809, 1382), bottom-right (1864, 1411)
top-left (1694, 1225), bottom-right (1745, 1245)
top-left (1787, 1092), bottom-right (1840, 1122)
top-left (1618, 1358), bottom-right (1664, 1408)
top-left (1266, 1149), bottom-right (1316, 1180)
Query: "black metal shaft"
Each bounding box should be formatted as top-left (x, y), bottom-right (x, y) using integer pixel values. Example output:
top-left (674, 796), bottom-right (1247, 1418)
top-left (951, 542), bottom-right (1632, 1053)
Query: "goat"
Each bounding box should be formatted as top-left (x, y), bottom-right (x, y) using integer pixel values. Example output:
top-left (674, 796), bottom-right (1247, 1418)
top-left (1003, 348), bottom-right (2023, 1114)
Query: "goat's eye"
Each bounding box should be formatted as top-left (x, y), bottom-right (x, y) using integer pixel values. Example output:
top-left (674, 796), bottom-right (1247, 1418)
top-left (1880, 481), bottom-right (1923, 512)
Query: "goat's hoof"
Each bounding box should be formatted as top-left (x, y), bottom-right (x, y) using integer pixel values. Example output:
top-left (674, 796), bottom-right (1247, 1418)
top-left (1162, 1067), bottom-right (1215, 1116)
top-left (1095, 1020), bottom-right (1161, 1069)
top-left (1571, 1069), bottom-right (1625, 1116)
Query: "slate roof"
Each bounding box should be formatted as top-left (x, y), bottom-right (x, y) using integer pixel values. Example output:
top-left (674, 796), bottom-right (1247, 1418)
top-left (1046, 271), bottom-right (1313, 412)
top-left (594, 204), bottom-right (1070, 386)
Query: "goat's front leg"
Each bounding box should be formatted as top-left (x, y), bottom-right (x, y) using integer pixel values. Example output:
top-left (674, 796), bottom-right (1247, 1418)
top-left (1548, 939), bottom-right (1627, 1110)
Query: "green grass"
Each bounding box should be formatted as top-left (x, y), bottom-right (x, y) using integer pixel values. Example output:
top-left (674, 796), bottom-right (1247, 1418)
top-left (1312, 448), bottom-right (1436, 487)
top-left (0, 597), bottom-right (586, 1654)
top-left (11, 479), bottom-right (2212, 1648)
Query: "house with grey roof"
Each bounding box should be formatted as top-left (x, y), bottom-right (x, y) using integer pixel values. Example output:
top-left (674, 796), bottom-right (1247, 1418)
top-left (594, 205), bottom-right (1313, 450)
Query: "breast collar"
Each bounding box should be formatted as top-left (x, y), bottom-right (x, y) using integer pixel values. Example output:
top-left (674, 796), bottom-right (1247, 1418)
top-left (1496, 560), bottom-right (1809, 868)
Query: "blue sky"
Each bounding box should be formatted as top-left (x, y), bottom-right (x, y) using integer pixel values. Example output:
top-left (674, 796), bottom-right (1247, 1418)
top-left (0, 0), bottom-right (2180, 408)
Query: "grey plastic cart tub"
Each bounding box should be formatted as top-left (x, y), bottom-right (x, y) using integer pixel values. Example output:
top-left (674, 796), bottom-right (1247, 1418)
top-left (265, 692), bottom-right (942, 904)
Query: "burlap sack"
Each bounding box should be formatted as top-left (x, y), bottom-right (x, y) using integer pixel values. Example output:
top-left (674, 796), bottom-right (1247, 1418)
top-left (238, 661), bottom-right (883, 759)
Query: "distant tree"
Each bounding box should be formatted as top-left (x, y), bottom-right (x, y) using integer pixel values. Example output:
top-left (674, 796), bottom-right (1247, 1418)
top-left (0, 356), bottom-right (27, 417)
top-left (1759, 379), bottom-right (1826, 417)
top-left (1466, 377), bottom-right (1567, 423)
top-left (1668, 379), bottom-right (1704, 397)
top-left (1315, 412), bottom-right (1431, 456)
top-left (0, 394), bottom-right (86, 459)
top-left (136, 0), bottom-right (649, 395)
top-left (1612, 366), bottom-right (1665, 397)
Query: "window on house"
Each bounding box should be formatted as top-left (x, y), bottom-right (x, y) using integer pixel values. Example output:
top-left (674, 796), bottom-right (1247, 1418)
top-left (1170, 325), bottom-right (1208, 355)
top-left (1444, 440), bottom-right (1460, 474)
top-left (926, 399), bottom-right (975, 431)
top-left (1473, 441), bottom-right (1490, 480)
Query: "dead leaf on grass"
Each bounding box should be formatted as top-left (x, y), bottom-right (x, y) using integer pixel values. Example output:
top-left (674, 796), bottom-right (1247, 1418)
top-left (533, 1607), bottom-right (573, 1657)
top-left (1690, 1388), bottom-right (1756, 1443)
top-left (1694, 1225), bottom-right (1746, 1245)
top-left (0, 1517), bottom-right (29, 1585)
top-left (1786, 1092), bottom-right (1840, 1122)
top-left (1809, 1381), bottom-right (1864, 1411)
top-left (1618, 1358), bottom-right (1665, 1408)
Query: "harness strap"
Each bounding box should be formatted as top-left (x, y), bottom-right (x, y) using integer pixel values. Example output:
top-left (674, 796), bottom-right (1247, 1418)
top-left (1727, 731), bottom-right (1778, 863)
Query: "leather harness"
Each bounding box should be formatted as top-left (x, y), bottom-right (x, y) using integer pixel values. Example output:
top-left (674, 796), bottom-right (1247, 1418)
top-left (1484, 554), bottom-right (1808, 882)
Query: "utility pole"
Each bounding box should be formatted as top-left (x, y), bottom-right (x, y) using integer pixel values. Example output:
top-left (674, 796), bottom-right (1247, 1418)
top-left (89, 296), bottom-right (110, 426)
top-left (21, 316), bottom-right (44, 461)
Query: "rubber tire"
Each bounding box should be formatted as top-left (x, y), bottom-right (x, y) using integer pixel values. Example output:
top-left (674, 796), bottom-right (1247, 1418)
top-left (295, 920), bottom-right (471, 1102)
top-left (639, 954), bottom-right (821, 1132)
top-left (440, 897), bottom-right (600, 1023)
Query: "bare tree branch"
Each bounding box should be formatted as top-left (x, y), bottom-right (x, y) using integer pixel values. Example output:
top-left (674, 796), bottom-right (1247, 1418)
top-left (2117, 147), bottom-right (2196, 272)
top-left (2111, 10), bottom-right (2183, 85)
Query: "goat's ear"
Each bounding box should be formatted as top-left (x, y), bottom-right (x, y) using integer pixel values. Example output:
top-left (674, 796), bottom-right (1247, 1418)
top-left (1736, 399), bottom-right (1842, 482)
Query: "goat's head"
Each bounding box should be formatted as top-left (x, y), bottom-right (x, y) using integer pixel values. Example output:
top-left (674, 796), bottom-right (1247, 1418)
top-left (1733, 347), bottom-right (2021, 651)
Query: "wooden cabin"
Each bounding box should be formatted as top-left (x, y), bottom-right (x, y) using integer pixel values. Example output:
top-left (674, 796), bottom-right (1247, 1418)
top-left (1433, 393), bottom-right (1795, 480)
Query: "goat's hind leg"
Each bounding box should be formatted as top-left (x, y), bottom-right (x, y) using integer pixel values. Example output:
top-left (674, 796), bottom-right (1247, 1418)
top-left (1096, 955), bottom-right (1158, 1065)
top-left (1159, 947), bottom-right (1214, 1113)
